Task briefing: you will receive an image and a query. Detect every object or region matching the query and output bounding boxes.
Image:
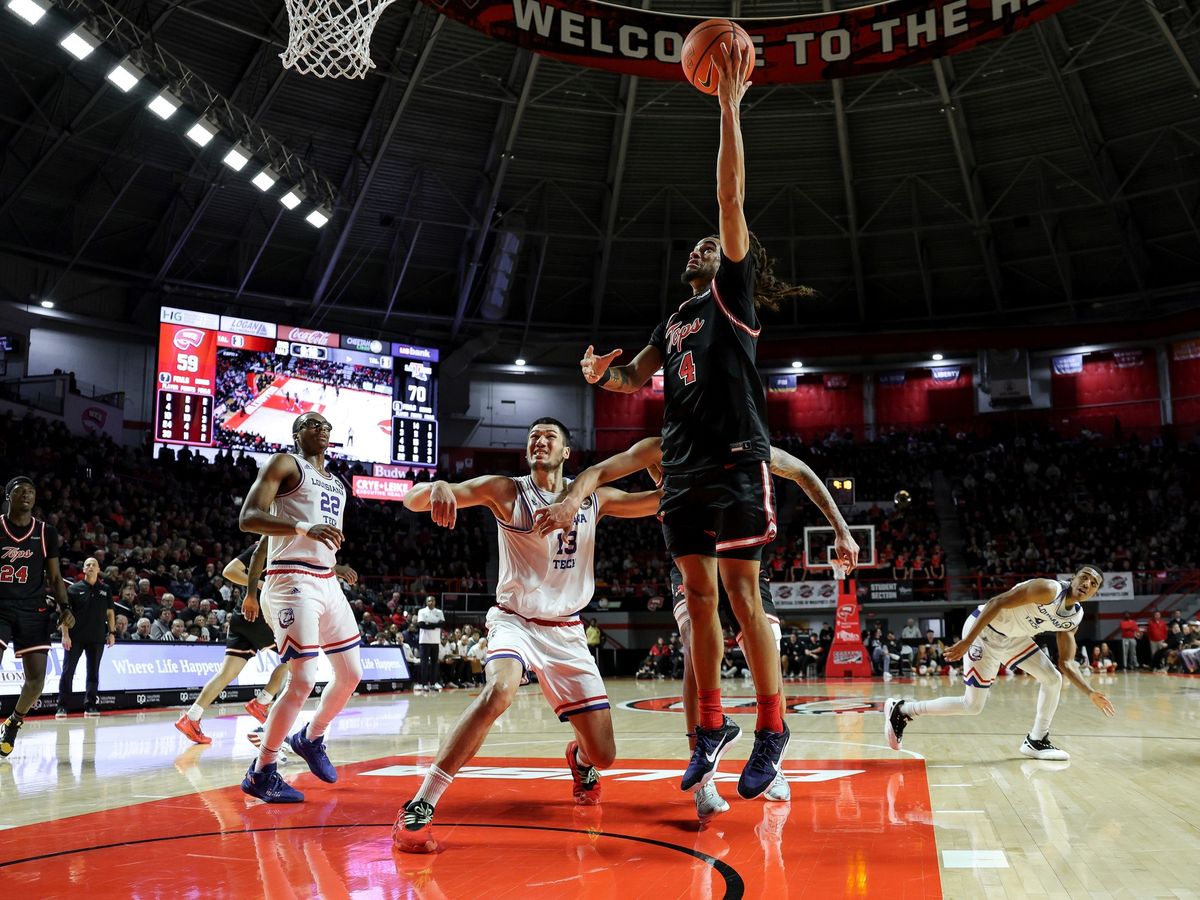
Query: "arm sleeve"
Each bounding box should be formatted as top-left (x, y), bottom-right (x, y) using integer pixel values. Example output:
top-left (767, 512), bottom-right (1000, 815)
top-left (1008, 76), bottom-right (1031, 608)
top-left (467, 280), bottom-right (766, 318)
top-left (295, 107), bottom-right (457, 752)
top-left (235, 544), bottom-right (257, 567)
top-left (712, 250), bottom-right (758, 328)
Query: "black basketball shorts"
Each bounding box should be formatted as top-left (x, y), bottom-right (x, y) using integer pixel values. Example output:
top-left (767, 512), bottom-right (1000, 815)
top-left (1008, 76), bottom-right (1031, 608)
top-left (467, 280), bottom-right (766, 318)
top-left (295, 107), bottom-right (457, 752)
top-left (225, 613), bottom-right (276, 658)
top-left (659, 461), bottom-right (777, 560)
top-left (0, 602), bottom-right (55, 656)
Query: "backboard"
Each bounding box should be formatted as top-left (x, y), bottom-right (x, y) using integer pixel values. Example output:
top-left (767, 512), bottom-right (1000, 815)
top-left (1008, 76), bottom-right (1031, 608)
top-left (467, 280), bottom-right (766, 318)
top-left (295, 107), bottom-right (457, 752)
top-left (803, 525), bottom-right (876, 576)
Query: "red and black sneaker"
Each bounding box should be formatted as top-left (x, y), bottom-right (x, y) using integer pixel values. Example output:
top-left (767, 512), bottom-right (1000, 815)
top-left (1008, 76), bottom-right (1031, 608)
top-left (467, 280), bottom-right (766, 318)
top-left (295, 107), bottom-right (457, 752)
top-left (565, 740), bottom-right (602, 806)
top-left (393, 799), bottom-right (440, 854)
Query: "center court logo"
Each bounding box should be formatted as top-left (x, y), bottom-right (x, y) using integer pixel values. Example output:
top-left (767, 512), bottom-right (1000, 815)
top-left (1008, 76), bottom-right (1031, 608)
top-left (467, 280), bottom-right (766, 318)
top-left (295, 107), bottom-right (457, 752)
top-left (619, 695), bottom-right (884, 715)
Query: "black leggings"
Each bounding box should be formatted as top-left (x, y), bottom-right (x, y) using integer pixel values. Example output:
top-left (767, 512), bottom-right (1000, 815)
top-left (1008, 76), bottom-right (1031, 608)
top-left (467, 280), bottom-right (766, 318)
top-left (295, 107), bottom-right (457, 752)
top-left (59, 641), bottom-right (105, 709)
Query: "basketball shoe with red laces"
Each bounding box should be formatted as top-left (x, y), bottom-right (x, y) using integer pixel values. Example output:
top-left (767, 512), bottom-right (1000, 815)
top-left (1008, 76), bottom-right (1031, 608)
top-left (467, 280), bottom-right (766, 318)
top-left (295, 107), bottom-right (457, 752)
top-left (174, 712), bottom-right (212, 745)
top-left (565, 740), bottom-right (602, 805)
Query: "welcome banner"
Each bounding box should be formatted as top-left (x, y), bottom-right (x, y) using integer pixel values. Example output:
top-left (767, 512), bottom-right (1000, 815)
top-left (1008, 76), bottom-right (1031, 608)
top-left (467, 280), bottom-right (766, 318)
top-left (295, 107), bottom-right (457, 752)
top-left (424, 0), bottom-right (1078, 84)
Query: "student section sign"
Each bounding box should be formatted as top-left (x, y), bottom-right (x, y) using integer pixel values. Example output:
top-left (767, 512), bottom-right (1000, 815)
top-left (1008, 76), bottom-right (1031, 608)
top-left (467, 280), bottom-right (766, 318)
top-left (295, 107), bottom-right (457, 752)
top-left (423, 0), bottom-right (1078, 84)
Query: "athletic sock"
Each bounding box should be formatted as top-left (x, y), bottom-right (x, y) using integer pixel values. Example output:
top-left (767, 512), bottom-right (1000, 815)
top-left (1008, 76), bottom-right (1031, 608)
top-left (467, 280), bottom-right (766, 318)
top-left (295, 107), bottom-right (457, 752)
top-left (413, 765), bottom-right (454, 808)
top-left (574, 746), bottom-right (592, 770)
top-left (254, 746), bottom-right (280, 771)
top-left (698, 689), bottom-right (723, 731)
top-left (255, 689), bottom-right (274, 705)
top-left (755, 694), bottom-right (783, 733)
top-left (687, 729), bottom-right (697, 752)
top-left (186, 703), bottom-right (204, 722)
top-left (8, 711), bottom-right (24, 724)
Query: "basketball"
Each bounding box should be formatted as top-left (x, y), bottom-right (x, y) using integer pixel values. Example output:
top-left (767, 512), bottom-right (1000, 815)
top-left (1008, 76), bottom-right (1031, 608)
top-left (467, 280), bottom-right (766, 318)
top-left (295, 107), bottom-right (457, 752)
top-left (681, 19), bottom-right (755, 96)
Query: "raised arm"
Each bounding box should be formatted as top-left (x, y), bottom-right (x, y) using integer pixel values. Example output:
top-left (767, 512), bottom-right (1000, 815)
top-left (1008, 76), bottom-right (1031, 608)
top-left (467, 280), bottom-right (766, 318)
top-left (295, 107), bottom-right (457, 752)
top-left (714, 41), bottom-right (751, 263)
top-left (596, 486), bottom-right (663, 521)
top-left (403, 475), bottom-right (517, 530)
top-left (1056, 629), bottom-right (1116, 717)
top-left (535, 437), bottom-right (663, 535)
top-left (945, 578), bottom-right (1060, 661)
top-left (239, 453), bottom-right (343, 550)
top-left (769, 446), bottom-right (858, 573)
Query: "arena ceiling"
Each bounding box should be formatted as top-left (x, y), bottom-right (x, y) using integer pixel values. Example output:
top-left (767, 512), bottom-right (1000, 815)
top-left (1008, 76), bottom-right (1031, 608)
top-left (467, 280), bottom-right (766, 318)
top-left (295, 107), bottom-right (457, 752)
top-left (2, 0), bottom-right (1200, 366)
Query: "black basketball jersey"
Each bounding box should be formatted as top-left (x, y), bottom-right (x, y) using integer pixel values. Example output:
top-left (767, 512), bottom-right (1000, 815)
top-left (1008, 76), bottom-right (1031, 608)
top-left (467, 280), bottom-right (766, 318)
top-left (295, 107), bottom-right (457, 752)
top-left (649, 251), bottom-right (770, 474)
top-left (0, 515), bottom-right (60, 606)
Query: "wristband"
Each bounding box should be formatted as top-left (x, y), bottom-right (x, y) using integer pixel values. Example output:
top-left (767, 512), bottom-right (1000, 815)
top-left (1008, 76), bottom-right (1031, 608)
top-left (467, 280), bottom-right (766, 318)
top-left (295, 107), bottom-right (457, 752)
top-left (596, 369), bottom-right (612, 387)
top-left (295, 521), bottom-right (315, 536)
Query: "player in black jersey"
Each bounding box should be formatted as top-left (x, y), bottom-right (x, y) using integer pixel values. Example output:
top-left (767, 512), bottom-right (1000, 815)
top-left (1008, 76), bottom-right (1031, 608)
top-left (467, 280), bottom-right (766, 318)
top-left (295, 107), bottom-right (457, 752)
top-left (579, 42), bottom-right (819, 799)
top-left (174, 539), bottom-right (290, 745)
top-left (538, 437), bottom-right (858, 816)
top-left (1, 476), bottom-right (74, 757)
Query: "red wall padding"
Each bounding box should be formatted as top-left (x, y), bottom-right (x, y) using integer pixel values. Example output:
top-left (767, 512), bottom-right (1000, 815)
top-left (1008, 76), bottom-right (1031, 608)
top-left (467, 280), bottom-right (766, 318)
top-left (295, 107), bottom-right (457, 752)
top-left (766, 374), bottom-right (865, 438)
top-left (875, 369), bottom-right (975, 428)
top-left (1170, 354), bottom-right (1200, 427)
top-left (1050, 352), bottom-right (1161, 434)
top-left (594, 388), bottom-right (665, 455)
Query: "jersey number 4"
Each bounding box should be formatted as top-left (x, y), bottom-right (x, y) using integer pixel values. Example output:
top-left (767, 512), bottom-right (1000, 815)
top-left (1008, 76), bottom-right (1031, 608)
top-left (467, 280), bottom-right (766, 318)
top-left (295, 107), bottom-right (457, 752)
top-left (677, 351), bottom-right (697, 385)
top-left (0, 566), bottom-right (30, 584)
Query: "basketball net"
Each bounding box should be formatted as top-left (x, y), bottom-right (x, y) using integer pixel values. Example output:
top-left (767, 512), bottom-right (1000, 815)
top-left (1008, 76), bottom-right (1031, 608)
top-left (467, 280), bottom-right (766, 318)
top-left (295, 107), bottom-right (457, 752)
top-left (280, 0), bottom-right (398, 79)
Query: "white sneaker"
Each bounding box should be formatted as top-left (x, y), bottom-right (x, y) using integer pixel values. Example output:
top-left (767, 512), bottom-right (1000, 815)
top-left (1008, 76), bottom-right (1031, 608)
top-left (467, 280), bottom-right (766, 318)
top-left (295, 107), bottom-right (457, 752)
top-left (694, 782), bottom-right (730, 822)
top-left (432, 682), bottom-right (443, 692)
top-left (55, 708), bottom-right (67, 719)
top-left (412, 684), bottom-right (424, 693)
top-left (1019, 733), bottom-right (1070, 761)
top-left (763, 770), bottom-right (791, 802)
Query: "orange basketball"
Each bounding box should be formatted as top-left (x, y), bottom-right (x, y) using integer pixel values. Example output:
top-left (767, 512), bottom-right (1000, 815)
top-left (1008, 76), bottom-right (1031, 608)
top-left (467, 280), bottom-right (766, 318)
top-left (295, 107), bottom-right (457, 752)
top-left (681, 18), bottom-right (754, 96)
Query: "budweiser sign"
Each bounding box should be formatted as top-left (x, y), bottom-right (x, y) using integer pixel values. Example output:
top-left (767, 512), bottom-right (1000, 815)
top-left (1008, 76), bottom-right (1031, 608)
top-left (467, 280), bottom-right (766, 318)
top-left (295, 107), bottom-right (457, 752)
top-left (283, 326), bottom-right (339, 347)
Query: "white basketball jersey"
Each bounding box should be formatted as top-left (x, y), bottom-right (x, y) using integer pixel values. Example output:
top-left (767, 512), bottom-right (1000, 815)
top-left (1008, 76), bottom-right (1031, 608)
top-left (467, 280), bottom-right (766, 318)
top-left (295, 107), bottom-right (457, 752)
top-left (267, 454), bottom-right (346, 571)
top-left (494, 476), bottom-right (597, 620)
top-left (982, 580), bottom-right (1084, 639)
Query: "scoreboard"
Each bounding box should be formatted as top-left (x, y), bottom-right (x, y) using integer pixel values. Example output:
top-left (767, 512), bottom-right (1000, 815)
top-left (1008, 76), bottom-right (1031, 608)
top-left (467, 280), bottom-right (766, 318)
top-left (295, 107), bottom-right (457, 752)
top-left (391, 345), bottom-right (438, 468)
top-left (154, 307), bottom-right (440, 469)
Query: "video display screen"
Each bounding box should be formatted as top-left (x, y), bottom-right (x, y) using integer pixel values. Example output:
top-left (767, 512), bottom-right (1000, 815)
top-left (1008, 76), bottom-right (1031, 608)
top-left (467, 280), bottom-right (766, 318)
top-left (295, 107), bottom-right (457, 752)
top-left (154, 307), bottom-right (439, 467)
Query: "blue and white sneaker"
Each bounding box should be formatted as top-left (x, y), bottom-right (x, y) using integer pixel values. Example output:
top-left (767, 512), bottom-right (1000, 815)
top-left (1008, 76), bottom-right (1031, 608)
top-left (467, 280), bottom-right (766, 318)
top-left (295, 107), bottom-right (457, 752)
top-left (681, 716), bottom-right (741, 793)
top-left (286, 723), bottom-right (338, 783)
top-left (241, 762), bottom-right (304, 803)
top-left (738, 720), bottom-right (790, 800)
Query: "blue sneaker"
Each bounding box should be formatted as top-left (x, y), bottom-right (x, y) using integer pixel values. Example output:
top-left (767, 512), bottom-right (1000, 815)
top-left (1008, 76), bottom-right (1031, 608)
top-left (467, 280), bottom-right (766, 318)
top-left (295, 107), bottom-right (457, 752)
top-left (738, 720), bottom-right (790, 800)
top-left (286, 723), bottom-right (338, 783)
top-left (241, 762), bottom-right (304, 803)
top-left (681, 716), bottom-right (741, 793)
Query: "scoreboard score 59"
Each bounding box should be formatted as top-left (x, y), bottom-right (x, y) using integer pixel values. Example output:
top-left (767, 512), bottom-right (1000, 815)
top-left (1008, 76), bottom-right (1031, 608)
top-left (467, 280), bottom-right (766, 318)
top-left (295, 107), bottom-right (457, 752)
top-left (155, 307), bottom-right (440, 469)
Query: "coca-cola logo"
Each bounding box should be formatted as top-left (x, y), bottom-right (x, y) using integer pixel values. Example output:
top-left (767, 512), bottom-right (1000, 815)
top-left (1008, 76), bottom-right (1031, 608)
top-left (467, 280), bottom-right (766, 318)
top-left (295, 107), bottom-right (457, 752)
top-left (172, 328), bottom-right (205, 351)
top-left (284, 327), bottom-right (337, 346)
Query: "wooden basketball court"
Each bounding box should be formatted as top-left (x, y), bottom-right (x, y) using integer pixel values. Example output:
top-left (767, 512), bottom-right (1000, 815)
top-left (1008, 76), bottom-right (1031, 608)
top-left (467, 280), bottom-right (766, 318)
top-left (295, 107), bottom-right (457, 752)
top-left (3, 672), bottom-right (1195, 898)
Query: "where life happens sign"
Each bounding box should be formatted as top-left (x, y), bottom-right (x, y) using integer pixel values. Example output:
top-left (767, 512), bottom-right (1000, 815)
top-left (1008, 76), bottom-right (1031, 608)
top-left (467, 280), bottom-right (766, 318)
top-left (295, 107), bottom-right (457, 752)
top-left (423, 0), bottom-right (1076, 84)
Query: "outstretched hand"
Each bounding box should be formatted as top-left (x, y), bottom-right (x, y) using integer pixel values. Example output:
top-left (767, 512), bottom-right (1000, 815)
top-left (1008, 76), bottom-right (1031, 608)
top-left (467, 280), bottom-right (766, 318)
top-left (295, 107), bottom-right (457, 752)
top-left (714, 38), bottom-right (752, 107)
top-left (1090, 690), bottom-right (1116, 718)
top-left (534, 501), bottom-right (579, 537)
top-left (580, 345), bottom-right (622, 384)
